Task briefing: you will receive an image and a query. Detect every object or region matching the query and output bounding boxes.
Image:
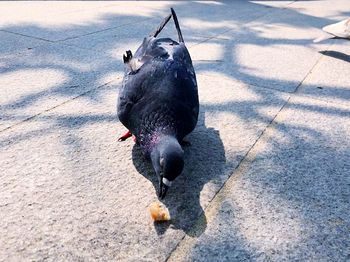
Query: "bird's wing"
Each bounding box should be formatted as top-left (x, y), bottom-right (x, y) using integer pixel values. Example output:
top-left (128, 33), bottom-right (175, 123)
top-left (117, 69), bottom-right (147, 128)
top-left (118, 8), bottom-right (193, 130)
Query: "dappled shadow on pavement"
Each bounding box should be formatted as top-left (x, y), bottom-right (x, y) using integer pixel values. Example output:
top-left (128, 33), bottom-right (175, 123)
top-left (185, 98), bottom-right (350, 260)
top-left (0, 1), bottom-right (350, 260)
top-left (320, 50), bottom-right (350, 62)
top-left (132, 111), bottom-right (225, 237)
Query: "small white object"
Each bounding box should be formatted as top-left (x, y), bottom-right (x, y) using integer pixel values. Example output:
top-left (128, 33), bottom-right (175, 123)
top-left (162, 177), bottom-right (172, 187)
top-left (128, 58), bottom-right (143, 72)
top-left (314, 18), bottom-right (350, 43)
top-left (323, 18), bottom-right (350, 38)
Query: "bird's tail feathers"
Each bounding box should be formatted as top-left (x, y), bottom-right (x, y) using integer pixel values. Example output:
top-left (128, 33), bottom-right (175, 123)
top-left (171, 8), bottom-right (184, 43)
top-left (149, 8), bottom-right (184, 43)
top-left (149, 13), bottom-right (172, 38)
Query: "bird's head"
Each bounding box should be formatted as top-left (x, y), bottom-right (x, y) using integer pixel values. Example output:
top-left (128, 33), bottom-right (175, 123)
top-left (150, 135), bottom-right (184, 199)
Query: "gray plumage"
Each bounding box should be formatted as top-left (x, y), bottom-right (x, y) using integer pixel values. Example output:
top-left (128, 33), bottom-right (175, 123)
top-left (117, 8), bottom-right (199, 199)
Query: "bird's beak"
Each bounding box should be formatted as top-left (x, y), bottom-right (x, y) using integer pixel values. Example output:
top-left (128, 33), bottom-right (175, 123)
top-left (158, 176), bottom-right (169, 199)
top-left (159, 184), bottom-right (169, 199)
top-left (158, 176), bottom-right (173, 199)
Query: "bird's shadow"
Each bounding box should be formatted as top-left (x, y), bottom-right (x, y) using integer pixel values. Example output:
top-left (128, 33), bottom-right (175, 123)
top-left (132, 110), bottom-right (226, 237)
top-left (320, 50), bottom-right (350, 63)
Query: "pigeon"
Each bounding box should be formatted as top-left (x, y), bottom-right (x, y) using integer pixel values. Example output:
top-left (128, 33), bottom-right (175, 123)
top-left (117, 8), bottom-right (199, 199)
top-left (314, 18), bottom-right (350, 43)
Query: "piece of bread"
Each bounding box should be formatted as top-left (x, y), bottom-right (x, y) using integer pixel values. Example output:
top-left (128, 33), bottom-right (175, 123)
top-left (149, 201), bottom-right (171, 221)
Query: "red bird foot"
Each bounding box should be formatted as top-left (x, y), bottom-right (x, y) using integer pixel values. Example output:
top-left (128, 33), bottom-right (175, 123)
top-left (118, 130), bottom-right (132, 142)
top-left (118, 130), bottom-right (138, 144)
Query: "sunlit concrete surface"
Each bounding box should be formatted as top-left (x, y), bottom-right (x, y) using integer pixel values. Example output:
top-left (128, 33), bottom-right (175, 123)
top-left (0, 1), bottom-right (349, 261)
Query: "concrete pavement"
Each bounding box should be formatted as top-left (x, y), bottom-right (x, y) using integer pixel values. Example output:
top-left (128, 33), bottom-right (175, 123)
top-left (0, 1), bottom-right (349, 261)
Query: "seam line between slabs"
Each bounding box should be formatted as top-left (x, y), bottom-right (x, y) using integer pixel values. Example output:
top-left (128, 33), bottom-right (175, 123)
top-left (165, 91), bottom-right (293, 261)
top-left (165, 10), bottom-right (329, 262)
top-left (165, 57), bottom-right (316, 259)
top-left (0, 2), bottom-right (295, 136)
top-left (0, 29), bottom-right (54, 42)
top-left (188, 0), bottom-right (296, 49)
top-left (0, 81), bottom-right (114, 134)
top-left (0, 17), bottom-right (153, 43)
top-left (56, 17), bottom-right (154, 42)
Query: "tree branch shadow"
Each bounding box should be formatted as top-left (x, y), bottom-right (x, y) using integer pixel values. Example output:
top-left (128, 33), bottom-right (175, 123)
top-left (0, 1), bottom-right (349, 259)
top-left (320, 50), bottom-right (350, 63)
top-left (132, 110), bottom-right (225, 237)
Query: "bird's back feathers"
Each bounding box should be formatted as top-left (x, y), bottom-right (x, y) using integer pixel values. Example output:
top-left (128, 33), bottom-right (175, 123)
top-left (117, 9), bottom-right (199, 155)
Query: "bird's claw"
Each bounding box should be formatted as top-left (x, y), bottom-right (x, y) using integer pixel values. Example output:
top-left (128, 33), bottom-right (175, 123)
top-left (118, 130), bottom-right (132, 142)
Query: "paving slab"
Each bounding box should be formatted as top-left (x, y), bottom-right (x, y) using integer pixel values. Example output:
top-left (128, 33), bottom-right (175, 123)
top-left (62, 17), bottom-right (204, 56)
top-left (299, 40), bottom-right (350, 106)
top-left (0, 1), bottom-right (295, 132)
top-left (284, 0), bottom-right (350, 21)
top-left (0, 1), bottom-right (349, 261)
top-left (2, 0), bottom-right (277, 42)
top-left (190, 1), bottom-right (347, 93)
top-left (0, 2), bottom-right (166, 41)
top-left (0, 31), bottom-right (48, 56)
top-left (168, 95), bottom-right (350, 261)
top-left (61, 1), bottom-right (295, 55)
top-left (62, 18), bottom-right (175, 59)
top-left (0, 73), bottom-right (289, 261)
top-left (0, 44), bottom-right (122, 131)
